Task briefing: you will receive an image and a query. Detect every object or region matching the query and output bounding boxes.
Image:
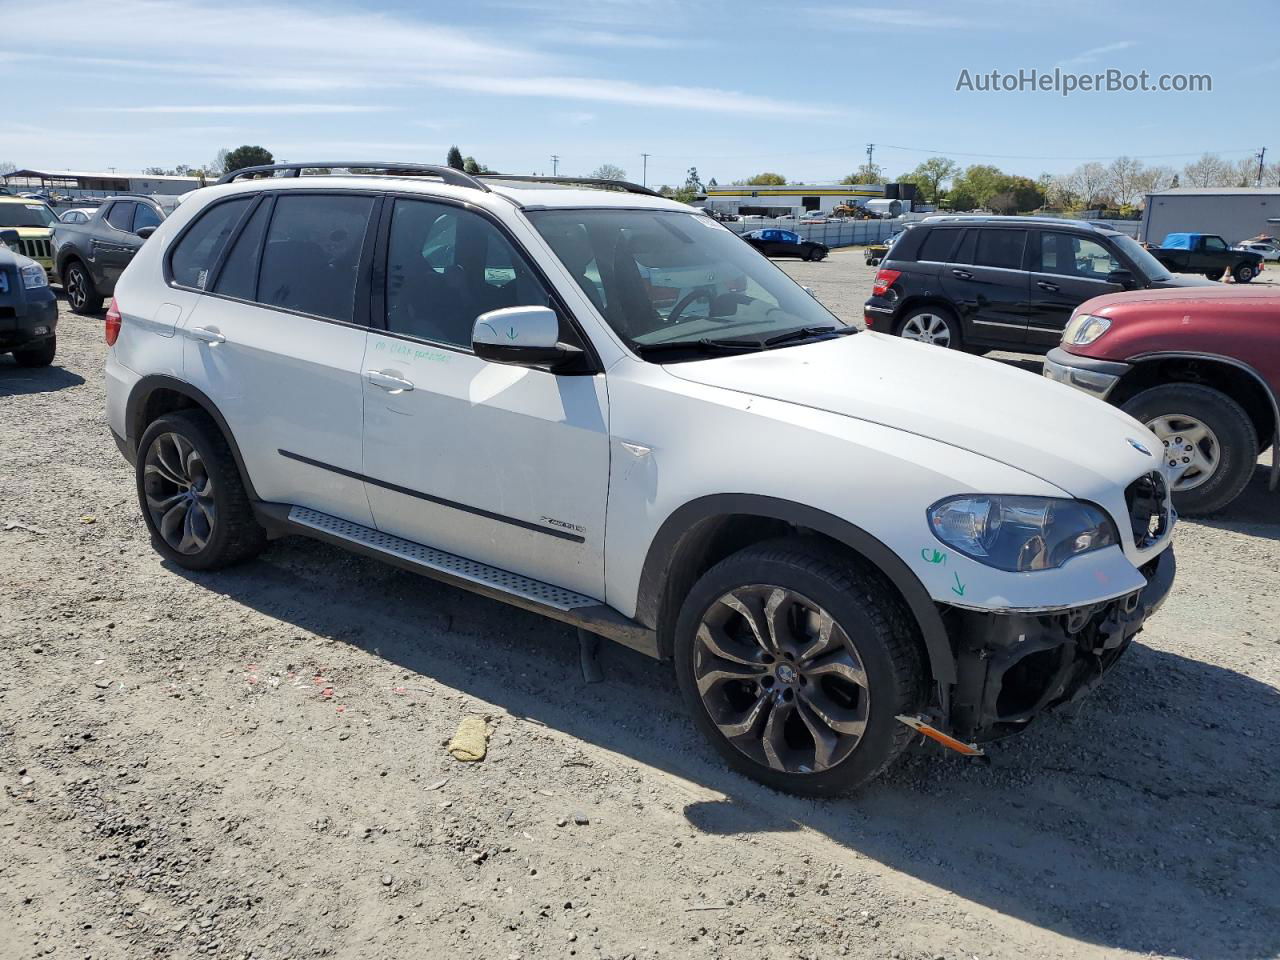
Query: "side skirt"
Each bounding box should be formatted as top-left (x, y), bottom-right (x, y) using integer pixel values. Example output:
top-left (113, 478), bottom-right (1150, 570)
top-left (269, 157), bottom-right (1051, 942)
top-left (252, 503), bottom-right (660, 659)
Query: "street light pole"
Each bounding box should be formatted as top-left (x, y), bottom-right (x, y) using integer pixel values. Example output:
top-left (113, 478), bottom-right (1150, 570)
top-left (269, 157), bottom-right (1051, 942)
top-left (551, 155), bottom-right (560, 176)
top-left (642, 153), bottom-right (650, 188)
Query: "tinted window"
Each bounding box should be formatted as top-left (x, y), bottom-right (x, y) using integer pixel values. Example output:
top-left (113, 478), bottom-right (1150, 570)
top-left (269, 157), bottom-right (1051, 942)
top-left (780, 231), bottom-right (799, 243)
top-left (385, 199), bottom-right (557, 348)
top-left (1204, 236), bottom-right (1228, 251)
top-left (169, 198), bottom-right (252, 290)
top-left (917, 228), bottom-right (961, 262)
top-left (1038, 232), bottom-right (1120, 280)
top-left (106, 202), bottom-right (135, 232)
top-left (973, 229), bottom-right (1026, 270)
top-left (213, 199), bottom-right (271, 301)
top-left (258, 194), bottom-right (374, 323)
top-left (953, 229), bottom-right (977, 264)
top-left (133, 203), bottom-right (162, 232)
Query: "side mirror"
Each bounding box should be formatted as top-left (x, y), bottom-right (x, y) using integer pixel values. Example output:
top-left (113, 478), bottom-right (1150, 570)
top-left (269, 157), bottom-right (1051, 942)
top-left (0, 228), bottom-right (19, 249)
top-left (1107, 269), bottom-right (1136, 289)
top-left (136, 226), bottom-right (157, 240)
top-left (472, 306), bottom-right (584, 369)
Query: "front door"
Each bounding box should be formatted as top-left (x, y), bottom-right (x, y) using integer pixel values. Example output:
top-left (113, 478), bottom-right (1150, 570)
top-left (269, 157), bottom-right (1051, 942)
top-left (940, 227), bottom-right (1031, 347)
top-left (96, 201), bottom-right (144, 288)
top-left (179, 191), bottom-right (381, 526)
top-left (1025, 230), bottom-right (1127, 350)
top-left (360, 197), bottom-right (609, 598)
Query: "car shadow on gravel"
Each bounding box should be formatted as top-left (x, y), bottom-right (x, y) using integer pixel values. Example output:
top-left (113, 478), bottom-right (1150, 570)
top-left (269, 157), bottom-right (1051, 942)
top-left (1195, 461), bottom-right (1278, 537)
top-left (0, 358), bottom-right (85, 396)
top-left (168, 541), bottom-right (1280, 959)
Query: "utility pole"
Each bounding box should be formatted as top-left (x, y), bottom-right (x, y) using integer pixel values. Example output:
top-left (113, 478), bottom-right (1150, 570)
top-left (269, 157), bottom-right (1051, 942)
top-left (865, 143), bottom-right (874, 179)
top-left (551, 155), bottom-right (559, 177)
top-left (642, 153), bottom-right (650, 188)
top-left (1256, 147), bottom-right (1267, 188)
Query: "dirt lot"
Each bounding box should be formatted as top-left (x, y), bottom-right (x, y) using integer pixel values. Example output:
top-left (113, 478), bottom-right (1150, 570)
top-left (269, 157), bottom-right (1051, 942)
top-left (2, 255), bottom-right (1278, 960)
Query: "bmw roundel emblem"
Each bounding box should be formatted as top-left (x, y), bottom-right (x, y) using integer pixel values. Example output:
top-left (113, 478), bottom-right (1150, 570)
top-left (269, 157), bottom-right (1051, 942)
top-left (1127, 438), bottom-right (1152, 456)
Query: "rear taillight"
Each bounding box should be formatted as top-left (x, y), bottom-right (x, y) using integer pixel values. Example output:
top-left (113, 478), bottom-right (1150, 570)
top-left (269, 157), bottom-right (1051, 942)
top-left (104, 298), bottom-right (122, 346)
top-left (871, 268), bottom-right (901, 297)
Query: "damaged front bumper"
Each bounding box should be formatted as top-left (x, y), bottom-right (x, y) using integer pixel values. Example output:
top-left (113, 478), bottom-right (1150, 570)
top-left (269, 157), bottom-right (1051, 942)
top-left (938, 544), bottom-right (1175, 743)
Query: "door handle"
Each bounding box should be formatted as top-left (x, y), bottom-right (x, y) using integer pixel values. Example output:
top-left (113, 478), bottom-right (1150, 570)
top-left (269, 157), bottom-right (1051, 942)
top-left (365, 369), bottom-right (415, 392)
top-left (1037, 281), bottom-right (1060, 293)
top-left (188, 325), bottom-right (226, 345)
top-left (951, 269), bottom-right (973, 280)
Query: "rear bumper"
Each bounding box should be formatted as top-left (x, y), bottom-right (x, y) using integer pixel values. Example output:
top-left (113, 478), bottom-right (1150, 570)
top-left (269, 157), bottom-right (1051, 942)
top-left (943, 543), bottom-right (1175, 741)
top-left (1042, 347), bottom-right (1130, 400)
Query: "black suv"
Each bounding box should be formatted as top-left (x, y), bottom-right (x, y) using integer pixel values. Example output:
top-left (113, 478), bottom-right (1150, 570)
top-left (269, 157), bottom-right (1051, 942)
top-left (862, 216), bottom-right (1213, 353)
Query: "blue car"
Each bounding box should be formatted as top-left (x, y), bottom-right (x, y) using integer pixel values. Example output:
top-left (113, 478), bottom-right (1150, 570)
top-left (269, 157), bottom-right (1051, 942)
top-left (742, 228), bottom-right (828, 261)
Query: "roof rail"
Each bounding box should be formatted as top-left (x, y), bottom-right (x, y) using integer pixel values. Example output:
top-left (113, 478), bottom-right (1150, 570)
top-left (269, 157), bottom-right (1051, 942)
top-left (216, 162), bottom-right (490, 191)
top-left (478, 174), bottom-right (661, 198)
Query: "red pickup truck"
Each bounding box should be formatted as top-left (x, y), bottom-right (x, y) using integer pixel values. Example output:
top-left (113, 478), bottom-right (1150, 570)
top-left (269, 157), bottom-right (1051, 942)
top-left (1043, 286), bottom-right (1278, 515)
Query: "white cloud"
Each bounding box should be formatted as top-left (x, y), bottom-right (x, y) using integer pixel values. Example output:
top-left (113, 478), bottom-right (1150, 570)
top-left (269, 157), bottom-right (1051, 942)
top-left (813, 6), bottom-right (967, 29)
top-left (102, 104), bottom-right (397, 115)
top-left (1057, 40), bottom-right (1138, 67)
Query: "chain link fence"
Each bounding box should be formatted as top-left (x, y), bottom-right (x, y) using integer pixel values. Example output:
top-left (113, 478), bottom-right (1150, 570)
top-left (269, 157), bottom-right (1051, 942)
top-left (720, 217), bottom-right (900, 249)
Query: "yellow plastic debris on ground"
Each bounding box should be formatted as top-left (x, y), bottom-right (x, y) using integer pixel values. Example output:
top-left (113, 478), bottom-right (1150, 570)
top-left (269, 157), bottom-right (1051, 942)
top-left (447, 715), bottom-right (489, 762)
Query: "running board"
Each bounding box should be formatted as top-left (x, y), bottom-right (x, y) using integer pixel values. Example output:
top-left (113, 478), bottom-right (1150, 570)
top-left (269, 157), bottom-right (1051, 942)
top-left (256, 504), bottom-right (659, 658)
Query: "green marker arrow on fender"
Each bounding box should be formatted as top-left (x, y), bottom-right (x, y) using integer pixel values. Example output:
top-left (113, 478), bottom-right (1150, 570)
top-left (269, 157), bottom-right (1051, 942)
top-left (951, 572), bottom-right (966, 597)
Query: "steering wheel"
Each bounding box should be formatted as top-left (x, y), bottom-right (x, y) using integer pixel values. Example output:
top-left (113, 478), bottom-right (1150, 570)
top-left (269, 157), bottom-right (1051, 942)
top-left (666, 289), bottom-right (715, 325)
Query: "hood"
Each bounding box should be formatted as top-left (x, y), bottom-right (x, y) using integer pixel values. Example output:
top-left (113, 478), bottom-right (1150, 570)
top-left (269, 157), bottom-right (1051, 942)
top-left (664, 332), bottom-right (1159, 499)
top-left (12, 227), bottom-right (52, 237)
top-left (1080, 284), bottom-right (1280, 314)
top-left (1154, 273), bottom-right (1221, 288)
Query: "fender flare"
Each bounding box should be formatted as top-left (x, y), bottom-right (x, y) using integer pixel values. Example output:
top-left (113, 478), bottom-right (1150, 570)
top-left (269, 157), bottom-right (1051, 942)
top-left (635, 494), bottom-right (956, 684)
top-left (124, 374), bottom-right (260, 501)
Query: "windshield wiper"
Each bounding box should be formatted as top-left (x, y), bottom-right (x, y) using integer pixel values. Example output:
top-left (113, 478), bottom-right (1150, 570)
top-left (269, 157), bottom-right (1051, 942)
top-left (633, 337), bottom-right (768, 357)
top-left (762, 325), bottom-right (856, 347)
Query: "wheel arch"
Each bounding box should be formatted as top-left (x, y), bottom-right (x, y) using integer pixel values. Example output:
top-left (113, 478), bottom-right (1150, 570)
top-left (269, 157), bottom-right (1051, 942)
top-left (891, 296), bottom-right (959, 332)
top-left (125, 375), bottom-right (260, 501)
top-left (635, 494), bottom-right (956, 684)
top-left (1112, 351), bottom-right (1279, 490)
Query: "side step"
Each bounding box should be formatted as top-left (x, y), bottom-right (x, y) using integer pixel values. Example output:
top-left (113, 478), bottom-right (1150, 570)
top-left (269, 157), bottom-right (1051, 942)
top-left (262, 505), bottom-right (659, 658)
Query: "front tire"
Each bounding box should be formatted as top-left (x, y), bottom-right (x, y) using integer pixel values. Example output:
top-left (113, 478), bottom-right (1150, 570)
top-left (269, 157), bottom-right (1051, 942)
top-left (136, 410), bottom-right (266, 570)
top-left (12, 336), bottom-right (56, 367)
top-left (1122, 384), bottom-right (1258, 516)
top-left (64, 261), bottom-right (104, 315)
top-left (674, 540), bottom-right (925, 796)
top-left (1233, 263), bottom-right (1256, 283)
top-left (896, 306), bottom-right (962, 349)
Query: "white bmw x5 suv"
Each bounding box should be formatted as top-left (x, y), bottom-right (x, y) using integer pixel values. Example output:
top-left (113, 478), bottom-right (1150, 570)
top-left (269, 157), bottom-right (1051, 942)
top-left (104, 162), bottom-right (1175, 794)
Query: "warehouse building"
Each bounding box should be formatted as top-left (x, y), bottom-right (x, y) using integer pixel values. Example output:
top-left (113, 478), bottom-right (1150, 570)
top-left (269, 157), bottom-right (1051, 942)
top-left (1141, 187), bottom-right (1280, 245)
top-left (703, 182), bottom-right (885, 217)
top-left (2, 168), bottom-right (206, 198)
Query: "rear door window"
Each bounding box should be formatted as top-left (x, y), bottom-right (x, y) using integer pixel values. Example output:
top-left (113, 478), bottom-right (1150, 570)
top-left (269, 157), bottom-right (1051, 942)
top-left (132, 203), bottom-right (162, 233)
top-left (106, 202), bottom-right (135, 232)
top-left (973, 229), bottom-right (1026, 270)
top-left (916, 228), bottom-right (962, 262)
top-left (257, 194), bottom-right (375, 324)
top-left (169, 197), bottom-right (252, 290)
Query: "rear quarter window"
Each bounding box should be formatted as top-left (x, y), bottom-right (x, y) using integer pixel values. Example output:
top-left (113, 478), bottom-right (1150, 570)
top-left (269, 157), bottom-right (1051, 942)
top-left (168, 197), bottom-right (253, 290)
top-left (916, 228), bottom-right (962, 262)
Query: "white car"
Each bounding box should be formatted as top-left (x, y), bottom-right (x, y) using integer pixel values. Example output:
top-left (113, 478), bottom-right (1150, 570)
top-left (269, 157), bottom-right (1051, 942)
top-left (1233, 241), bottom-right (1280, 262)
top-left (104, 162), bottom-right (1176, 795)
top-left (58, 207), bottom-right (98, 224)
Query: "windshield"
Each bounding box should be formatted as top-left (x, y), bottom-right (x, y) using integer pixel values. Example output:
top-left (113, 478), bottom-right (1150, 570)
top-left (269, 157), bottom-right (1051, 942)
top-left (1113, 234), bottom-right (1172, 281)
top-left (1, 202), bottom-right (56, 228)
top-left (528, 209), bottom-right (845, 358)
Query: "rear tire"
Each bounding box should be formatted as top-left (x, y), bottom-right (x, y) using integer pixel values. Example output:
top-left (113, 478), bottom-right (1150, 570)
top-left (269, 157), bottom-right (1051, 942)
top-left (1205, 268), bottom-right (1225, 282)
top-left (1233, 263), bottom-right (1256, 283)
top-left (1121, 384), bottom-right (1258, 516)
top-left (673, 539), bottom-right (925, 796)
top-left (895, 306), bottom-right (962, 349)
top-left (12, 336), bottom-right (56, 367)
top-left (136, 410), bottom-right (266, 570)
top-left (64, 261), bottom-right (104, 314)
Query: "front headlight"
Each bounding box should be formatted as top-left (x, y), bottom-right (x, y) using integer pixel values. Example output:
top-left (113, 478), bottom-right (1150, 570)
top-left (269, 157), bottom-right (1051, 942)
top-left (1062, 313), bottom-right (1110, 345)
top-left (20, 263), bottom-right (48, 290)
top-left (928, 495), bottom-right (1119, 572)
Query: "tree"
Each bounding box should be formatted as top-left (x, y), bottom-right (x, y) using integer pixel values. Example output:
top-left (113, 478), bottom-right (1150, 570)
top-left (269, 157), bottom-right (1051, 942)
top-left (685, 167), bottom-right (704, 192)
top-left (1063, 161), bottom-right (1109, 208)
top-left (1267, 162), bottom-right (1280, 188)
top-left (745, 172), bottom-right (786, 185)
top-left (221, 145), bottom-right (273, 175)
top-left (1131, 165), bottom-right (1176, 203)
top-left (1182, 152), bottom-right (1232, 187)
top-left (841, 163), bottom-right (882, 185)
top-left (906, 157), bottom-right (959, 203)
top-left (1107, 156), bottom-right (1143, 207)
top-left (658, 184), bottom-right (697, 203)
top-left (446, 146), bottom-right (465, 171)
top-left (0, 160), bottom-right (16, 176)
top-left (591, 163), bottom-right (627, 181)
top-left (707, 177), bottom-right (718, 189)
top-left (143, 166), bottom-right (170, 175)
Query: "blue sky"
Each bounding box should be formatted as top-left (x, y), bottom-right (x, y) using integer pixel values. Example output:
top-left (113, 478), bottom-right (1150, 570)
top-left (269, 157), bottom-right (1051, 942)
top-left (2, 0), bottom-right (1276, 185)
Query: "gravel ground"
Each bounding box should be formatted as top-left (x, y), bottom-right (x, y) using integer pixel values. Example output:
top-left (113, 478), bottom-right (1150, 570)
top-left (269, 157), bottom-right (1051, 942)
top-left (1, 260), bottom-right (1278, 960)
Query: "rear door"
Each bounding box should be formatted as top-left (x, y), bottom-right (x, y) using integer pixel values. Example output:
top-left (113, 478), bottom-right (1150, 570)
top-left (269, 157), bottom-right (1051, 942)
top-left (940, 226), bottom-right (1030, 347)
top-left (97, 201), bottom-right (142, 287)
top-left (1025, 230), bottom-right (1126, 350)
top-left (178, 191), bottom-right (381, 526)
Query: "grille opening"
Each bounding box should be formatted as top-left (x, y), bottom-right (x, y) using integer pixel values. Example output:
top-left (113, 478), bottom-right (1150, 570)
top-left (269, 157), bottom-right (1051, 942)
top-left (1124, 471), bottom-right (1169, 548)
